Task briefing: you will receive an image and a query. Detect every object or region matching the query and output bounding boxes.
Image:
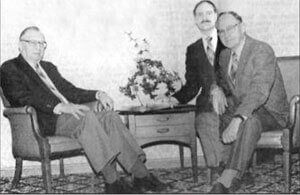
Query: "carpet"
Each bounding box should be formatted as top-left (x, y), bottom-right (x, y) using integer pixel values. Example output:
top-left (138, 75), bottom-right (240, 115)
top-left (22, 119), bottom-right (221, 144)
top-left (1, 155), bottom-right (299, 194)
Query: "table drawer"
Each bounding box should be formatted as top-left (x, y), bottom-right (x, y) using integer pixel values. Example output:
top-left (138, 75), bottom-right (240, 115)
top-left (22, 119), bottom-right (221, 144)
top-left (135, 113), bottom-right (193, 127)
top-left (134, 124), bottom-right (192, 138)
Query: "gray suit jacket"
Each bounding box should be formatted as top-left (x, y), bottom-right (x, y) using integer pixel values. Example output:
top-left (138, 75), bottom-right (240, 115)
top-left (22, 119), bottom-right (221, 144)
top-left (217, 35), bottom-right (289, 127)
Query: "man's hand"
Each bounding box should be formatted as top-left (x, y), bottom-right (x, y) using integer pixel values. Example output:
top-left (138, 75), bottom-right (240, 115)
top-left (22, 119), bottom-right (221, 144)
top-left (87, 101), bottom-right (104, 112)
top-left (211, 86), bottom-right (228, 115)
top-left (222, 118), bottom-right (242, 143)
top-left (155, 95), bottom-right (179, 108)
top-left (96, 91), bottom-right (114, 111)
top-left (57, 103), bottom-right (90, 119)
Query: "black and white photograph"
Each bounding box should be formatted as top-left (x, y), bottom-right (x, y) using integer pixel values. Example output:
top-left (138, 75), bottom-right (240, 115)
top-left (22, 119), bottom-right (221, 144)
top-left (0, 0), bottom-right (299, 193)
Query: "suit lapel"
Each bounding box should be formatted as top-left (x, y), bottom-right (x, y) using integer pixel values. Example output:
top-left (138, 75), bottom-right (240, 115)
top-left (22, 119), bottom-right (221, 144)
top-left (194, 39), bottom-right (215, 73)
top-left (235, 35), bottom-right (252, 90)
top-left (215, 39), bottom-right (226, 65)
top-left (16, 55), bottom-right (53, 93)
top-left (195, 39), bottom-right (207, 60)
top-left (219, 49), bottom-right (235, 89)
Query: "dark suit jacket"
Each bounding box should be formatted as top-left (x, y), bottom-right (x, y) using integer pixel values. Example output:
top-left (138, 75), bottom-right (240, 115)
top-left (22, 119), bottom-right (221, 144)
top-left (0, 54), bottom-right (98, 136)
top-left (173, 38), bottom-right (226, 112)
top-left (216, 35), bottom-right (289, 127)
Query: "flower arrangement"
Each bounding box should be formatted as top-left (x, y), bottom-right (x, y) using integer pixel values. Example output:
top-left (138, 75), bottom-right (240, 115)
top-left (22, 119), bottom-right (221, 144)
top-left (119, 32), bottom-right (181, 106)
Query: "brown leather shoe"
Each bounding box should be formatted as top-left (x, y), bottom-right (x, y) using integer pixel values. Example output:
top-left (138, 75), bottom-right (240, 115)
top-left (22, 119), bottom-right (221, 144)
top-left (209, 182), bottom-right (229, 194)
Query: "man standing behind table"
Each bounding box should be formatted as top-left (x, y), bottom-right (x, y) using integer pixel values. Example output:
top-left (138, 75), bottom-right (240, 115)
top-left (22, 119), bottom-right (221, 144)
top-left (161, 0), bottom-right (227, 176)
top-left (0, 26), bottom-right (167, 193)
top-left (209, 11), bottom-right (289, 193)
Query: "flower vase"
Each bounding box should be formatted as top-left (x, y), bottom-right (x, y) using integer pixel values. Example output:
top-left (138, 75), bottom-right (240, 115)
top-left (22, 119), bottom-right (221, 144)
top-left (135, 92), bottom-right (155, 112)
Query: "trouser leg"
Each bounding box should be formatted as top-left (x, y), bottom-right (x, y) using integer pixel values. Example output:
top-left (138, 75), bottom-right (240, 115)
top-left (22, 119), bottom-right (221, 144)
top-left (223, 107), bottom-right (282, 177)
top-left (195, 112), bottom-right (223, 167)
top-left (226, 115), bottom-right (262, 176)
top-left (94, 111), bottom-right (148, 175)
top-left (56, 111), bottom-right (119, 173)
top-left (101, 160), bottom-right (119, 183)
top-left (55, 101), bottom-right (147, 177)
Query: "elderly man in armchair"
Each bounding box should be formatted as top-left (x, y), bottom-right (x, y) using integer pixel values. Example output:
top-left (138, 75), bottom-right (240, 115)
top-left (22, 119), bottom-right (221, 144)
top-left (0, 26), bottom-right (167, 194)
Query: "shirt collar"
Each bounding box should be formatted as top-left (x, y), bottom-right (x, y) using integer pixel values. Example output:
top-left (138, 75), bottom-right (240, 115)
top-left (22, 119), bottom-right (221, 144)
top-left (20, 54), bottom-right (41, 70)
top-left (202, 28), bottom-right (218, 52)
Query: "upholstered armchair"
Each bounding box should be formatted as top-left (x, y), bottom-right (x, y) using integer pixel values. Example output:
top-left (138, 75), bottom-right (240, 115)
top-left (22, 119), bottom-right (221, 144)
top-left (0, 87), bottom-right (85, 193)
top-left (205, 56), bottom-right (299, 193)
top-left (254, 94), bottom-right (299, 193)
top-left (252, 56), bottom-right (300, 193)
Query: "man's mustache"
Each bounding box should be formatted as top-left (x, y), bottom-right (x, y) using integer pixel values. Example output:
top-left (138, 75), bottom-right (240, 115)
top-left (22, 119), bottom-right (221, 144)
top-left (201, 20), bottom-right (211, 23)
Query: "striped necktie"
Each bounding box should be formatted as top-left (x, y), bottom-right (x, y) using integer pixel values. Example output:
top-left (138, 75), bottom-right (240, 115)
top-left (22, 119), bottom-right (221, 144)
top-left (206, 36), bottom-right (215, 66)
top-left (35, 63), bottom-right (69, 104)
top-left (230, 52), bottom-right (239, 84)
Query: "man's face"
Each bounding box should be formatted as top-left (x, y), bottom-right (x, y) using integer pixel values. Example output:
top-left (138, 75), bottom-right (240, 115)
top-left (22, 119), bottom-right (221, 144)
top-left (19, 29), bottom-right (46, 64)
top-left (217, 14), bottom-right (245, 50)
top-left (194, 2), bottom-right (217, 32)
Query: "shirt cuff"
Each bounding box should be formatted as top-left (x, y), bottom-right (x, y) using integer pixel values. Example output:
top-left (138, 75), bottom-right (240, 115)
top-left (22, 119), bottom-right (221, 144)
top-left (53, 103), bottom-right (63, 114)
top-left (96, 90), bottom-right (105, 100)
top-left (234, 114), bottom-right (247, 122)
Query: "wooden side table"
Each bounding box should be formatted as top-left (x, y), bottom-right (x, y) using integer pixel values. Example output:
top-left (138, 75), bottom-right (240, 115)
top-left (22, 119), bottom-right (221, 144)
top-left (118, 105), bottom-right (198, 182)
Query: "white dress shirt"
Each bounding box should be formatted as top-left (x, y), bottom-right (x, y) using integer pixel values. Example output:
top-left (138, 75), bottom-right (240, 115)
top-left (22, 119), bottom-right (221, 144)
top-left (202, 28), bottom-right (218, 55)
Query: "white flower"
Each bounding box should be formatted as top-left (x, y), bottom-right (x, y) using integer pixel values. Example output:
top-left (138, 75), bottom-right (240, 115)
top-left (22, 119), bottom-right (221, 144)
top-left (155, 83), bottom-right (168, 94)
top-left (135, 76), bottom-right (144, 84)
top-left (146, 78), bottom-right (155, 85)
top-left (149, 67), bottom-right (161, 76)
top-left (130, 85), bottom-right (139, 95)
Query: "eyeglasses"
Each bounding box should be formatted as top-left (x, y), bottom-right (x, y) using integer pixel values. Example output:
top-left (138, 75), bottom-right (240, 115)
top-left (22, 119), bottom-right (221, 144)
top-left (217, 23), bottom-right (240, 37)
top-left (21, 39), bottom-right (47, 49)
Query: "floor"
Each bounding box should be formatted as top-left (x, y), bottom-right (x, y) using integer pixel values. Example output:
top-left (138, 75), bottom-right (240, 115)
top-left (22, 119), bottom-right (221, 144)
top-left (1, 154), bottom-right (299, 194)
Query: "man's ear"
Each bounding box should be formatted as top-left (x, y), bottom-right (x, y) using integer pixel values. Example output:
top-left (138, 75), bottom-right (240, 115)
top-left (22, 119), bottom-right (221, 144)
top-left (240, 23), bottom-right (246, 33)
top-left (18, 41), bottom-right (23, 52)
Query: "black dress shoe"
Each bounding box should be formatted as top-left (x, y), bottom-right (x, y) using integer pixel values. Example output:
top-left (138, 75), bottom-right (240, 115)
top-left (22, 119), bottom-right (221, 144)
top-left (209, 162), bottom-right (227, 183)
top-left (209, 182), bottom-right (229, 194)
top-left (133, 173), bottom-right (168, 192)
top-left (105, 178), bottom-right (138, 194)
top-left (211, 162), bottom-right (226, 176)
top-left (229, 177), bottom-right (242, 193)
top-left (241, 171), bottom-right (255, 186)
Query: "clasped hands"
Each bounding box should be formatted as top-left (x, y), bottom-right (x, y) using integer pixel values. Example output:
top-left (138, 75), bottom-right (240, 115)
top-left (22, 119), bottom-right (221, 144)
top-left (56, 91), bottom-right (114, 119)
top-left (211, 85), bottom-right (242, 144)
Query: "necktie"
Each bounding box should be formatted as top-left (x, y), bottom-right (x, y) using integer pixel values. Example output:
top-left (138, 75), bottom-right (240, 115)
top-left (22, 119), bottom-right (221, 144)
top-left (35, 63), bottom-right (69, 104)
top-left (230, 52), bottom-right (239, 84)
top-left (206, 36), bottom-right (215, 66)
top-left (35, 63), bottom-right (46, 79)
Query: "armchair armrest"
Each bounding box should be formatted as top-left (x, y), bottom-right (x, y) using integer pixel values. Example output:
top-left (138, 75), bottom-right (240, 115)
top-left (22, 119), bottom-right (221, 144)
top-left (281, 95), bottom-right (300, 150)
top-left (288, 95), bottom-right (300, 130)
top-left (3, 106), bottom-right (31, 115)
top-left (3, 106), bottom-right (48, 159)
top-left (4, 106), bottom-right (45, 140)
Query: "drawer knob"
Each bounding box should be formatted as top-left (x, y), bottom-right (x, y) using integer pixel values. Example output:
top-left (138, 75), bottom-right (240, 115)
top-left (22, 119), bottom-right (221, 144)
top-left (157, 128), bottom-right (170, 134)
top-left (157, 117), bottom-right (170, 122)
